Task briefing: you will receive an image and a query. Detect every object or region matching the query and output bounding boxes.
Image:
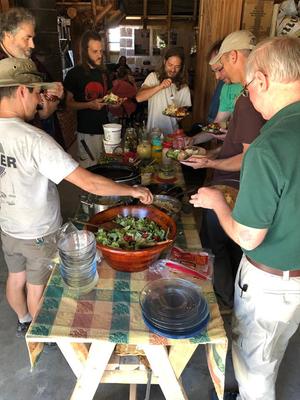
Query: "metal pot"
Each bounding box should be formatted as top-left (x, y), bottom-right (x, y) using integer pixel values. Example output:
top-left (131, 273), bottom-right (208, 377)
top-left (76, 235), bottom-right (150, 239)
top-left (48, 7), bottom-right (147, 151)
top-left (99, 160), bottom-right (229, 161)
top-left (87, 162), bottom-right (140, 186)
top-left (80, 194), bottom-right (134, 216)
top-left (152, 194), bottom-right (182, 219)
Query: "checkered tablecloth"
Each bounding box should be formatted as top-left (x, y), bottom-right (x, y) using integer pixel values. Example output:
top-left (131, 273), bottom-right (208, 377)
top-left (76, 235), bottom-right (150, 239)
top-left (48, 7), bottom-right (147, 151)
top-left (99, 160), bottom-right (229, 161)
top-left (26, 168), bottom-right (228, 400)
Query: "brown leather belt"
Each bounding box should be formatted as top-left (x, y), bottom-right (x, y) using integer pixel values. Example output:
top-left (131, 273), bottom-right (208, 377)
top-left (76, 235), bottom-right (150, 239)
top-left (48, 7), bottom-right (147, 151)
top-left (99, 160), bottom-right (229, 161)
top-left (246, 255), bottom-right (300, 277)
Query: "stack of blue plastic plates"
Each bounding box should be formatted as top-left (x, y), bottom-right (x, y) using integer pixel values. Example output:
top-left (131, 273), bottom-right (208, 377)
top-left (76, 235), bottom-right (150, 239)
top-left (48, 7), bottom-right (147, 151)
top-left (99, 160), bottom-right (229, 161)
top-left (139, 278), bottom-right (210, 339)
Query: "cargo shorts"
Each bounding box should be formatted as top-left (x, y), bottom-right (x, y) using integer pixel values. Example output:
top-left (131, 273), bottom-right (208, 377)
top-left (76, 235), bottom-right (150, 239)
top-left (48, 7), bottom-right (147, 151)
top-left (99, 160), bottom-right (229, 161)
top-left (1, 230), bottom-right (57, 285)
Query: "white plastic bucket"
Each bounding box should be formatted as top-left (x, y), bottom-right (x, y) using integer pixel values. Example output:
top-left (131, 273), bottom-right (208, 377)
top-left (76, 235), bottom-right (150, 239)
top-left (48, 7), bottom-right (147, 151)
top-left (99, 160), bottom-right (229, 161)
top-left (103, 138), bottom-right (122, 154)
top-left (103, 123), bottom-right (122, 144)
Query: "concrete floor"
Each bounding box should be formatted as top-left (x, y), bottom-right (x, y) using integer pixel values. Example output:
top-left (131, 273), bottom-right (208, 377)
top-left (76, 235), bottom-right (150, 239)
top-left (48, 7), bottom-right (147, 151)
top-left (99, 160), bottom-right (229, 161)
top-left (1, 146), bottom-right (300, 399)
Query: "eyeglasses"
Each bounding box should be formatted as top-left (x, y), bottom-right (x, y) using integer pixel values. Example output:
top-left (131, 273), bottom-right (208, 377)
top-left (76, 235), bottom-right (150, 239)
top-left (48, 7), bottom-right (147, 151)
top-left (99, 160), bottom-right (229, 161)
top-left (241, 78), bottom-right (255, 97)
top-left (212, 65), bottom-right (224, 73)
top-left (211, 59), bottom-right (224, 74)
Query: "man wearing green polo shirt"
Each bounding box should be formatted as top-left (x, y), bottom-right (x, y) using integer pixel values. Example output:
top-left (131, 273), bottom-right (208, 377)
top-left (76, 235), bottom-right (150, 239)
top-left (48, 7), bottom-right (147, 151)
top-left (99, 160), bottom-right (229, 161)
top-left (190, 36), bottom-right (300, 400)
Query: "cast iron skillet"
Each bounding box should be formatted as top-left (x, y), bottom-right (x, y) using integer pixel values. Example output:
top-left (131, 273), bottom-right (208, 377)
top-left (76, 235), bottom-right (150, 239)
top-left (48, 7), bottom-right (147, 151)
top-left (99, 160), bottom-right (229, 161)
top-left (146, 183), bottom-right (184, 201)
top-left (87, 162), bottom-right (140, 185)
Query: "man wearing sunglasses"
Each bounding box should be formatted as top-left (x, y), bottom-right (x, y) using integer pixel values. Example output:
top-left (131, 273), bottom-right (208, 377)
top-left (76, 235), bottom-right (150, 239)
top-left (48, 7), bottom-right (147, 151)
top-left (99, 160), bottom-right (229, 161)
top-left (191, 36), bottom-right (300, 400)
top-left (184, 31), bottom-right (265, 318)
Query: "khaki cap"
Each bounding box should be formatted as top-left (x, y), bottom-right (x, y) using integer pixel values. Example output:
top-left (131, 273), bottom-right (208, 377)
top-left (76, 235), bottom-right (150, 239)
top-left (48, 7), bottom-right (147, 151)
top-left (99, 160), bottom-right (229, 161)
top-left (0, 57), bottom-right (54, 88)
top-left (209, 30), bottom-right (257, 65)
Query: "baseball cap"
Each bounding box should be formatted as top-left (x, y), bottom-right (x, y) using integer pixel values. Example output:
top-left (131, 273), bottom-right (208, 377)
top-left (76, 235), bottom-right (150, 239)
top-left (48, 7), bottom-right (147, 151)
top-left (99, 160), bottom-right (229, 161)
top-left (0, 57), bottom-right (54, 88)
top-left (209, 30), bottom-right (257, 65)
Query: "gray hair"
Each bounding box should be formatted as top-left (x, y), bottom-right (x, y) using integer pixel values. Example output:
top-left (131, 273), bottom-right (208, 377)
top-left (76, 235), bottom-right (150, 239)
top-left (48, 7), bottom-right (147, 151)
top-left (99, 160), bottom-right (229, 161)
top-left (0, 7), bottom-right (35, 41)
top-left (246, 36), bottom-right (300, 83)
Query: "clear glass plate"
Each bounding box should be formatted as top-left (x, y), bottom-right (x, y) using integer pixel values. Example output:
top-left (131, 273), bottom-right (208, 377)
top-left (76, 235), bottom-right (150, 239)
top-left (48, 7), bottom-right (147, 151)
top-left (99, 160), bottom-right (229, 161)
top-left (140, 278), bottom-right (209, 332)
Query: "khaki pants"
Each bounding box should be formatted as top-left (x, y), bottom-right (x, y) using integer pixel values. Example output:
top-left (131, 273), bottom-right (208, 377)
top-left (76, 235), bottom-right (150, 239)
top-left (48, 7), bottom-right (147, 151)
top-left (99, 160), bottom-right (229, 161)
top-left (1, 230), bottom-right (57, 285)
top-left (233, 255), bottom-right (300, 400)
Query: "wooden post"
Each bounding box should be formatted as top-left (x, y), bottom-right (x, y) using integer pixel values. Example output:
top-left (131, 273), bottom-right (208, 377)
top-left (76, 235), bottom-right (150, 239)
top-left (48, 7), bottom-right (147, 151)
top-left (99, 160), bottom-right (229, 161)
top-left (95, 2), bottom-right (113, 26)
top-left (193, 0), bottom-right (244, 123)
top-left (167, 0), bottom-right (173, 46)
top-left (0, 0), bottom-right (10, 11)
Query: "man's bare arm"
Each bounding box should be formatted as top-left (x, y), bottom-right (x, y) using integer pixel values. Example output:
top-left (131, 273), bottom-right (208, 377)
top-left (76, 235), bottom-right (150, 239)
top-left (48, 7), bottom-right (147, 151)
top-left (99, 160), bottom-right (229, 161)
top-left (136, 78), bottom-right (172, 102)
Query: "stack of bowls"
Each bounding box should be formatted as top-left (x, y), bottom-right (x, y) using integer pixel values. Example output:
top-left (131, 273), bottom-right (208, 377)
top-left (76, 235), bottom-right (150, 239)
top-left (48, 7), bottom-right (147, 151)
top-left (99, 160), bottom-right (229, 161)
top-left (57, 230), bottom-right (99, 294)
top-left (139, 278), bottom-right (210, 338)
top-left (103, 123), bottom-right (122, 154)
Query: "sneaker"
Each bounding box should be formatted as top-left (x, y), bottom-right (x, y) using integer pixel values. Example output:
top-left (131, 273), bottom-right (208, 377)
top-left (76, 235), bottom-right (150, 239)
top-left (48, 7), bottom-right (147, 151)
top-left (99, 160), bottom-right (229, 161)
top-left (211, 389), bottom-right (238, 400)
top-left (16, 321), bottom-right (31, 338)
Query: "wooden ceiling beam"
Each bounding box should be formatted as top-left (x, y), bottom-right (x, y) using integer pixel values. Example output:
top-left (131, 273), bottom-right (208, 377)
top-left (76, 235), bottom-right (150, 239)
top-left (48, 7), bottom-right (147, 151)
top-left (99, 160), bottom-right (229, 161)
top-left (95, 2), bottom-right (113, 24)
top-left (193, 0), bottom-right (197, 21)
top-left (167, 0), bottom-right (172, 31)
top-left (142, 0), bottom-right (148, 29)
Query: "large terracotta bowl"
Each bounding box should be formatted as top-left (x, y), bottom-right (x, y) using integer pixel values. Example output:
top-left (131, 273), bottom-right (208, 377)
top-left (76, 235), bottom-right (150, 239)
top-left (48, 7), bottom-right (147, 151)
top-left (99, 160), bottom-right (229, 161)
top-left (87, 205), bottom-right (177, 272)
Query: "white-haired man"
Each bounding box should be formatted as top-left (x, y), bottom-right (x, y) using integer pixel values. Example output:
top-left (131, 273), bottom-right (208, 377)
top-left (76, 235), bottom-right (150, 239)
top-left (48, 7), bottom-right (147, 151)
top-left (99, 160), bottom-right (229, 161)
top-left (191, 36), bottom-right (300, 400)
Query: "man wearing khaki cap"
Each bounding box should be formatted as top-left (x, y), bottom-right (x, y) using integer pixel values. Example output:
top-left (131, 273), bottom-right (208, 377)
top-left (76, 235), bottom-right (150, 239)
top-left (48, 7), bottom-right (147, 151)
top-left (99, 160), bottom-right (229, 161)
top-left (184, 31), bottom-right (265, 320)
top-left (0, 57), bottom-right (152, 337)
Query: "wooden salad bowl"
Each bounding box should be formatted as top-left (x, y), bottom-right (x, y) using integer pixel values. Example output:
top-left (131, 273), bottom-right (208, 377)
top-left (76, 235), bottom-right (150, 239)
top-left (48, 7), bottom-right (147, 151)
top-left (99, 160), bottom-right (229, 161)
top-left (87, 205), bottom-right (177, 272)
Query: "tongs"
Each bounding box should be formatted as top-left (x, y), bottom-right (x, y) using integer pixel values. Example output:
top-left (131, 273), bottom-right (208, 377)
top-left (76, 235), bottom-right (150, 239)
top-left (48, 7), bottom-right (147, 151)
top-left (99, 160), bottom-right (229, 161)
top-left (164, 260), bottom-right (209, 280)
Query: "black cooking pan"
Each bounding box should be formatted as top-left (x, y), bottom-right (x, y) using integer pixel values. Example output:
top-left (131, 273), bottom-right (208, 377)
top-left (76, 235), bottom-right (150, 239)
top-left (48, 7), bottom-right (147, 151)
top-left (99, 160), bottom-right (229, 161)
top-left (146, 183), bottom-right (185, 200)
top-left (87, 162), bottom-right (140, 185)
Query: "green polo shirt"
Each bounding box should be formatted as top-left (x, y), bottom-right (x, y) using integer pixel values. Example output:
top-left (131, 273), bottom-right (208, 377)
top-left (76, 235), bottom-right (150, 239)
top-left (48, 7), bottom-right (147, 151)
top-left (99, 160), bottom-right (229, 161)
top-left (232, 101), bottom-right (300, 270)
top-left (218, 83), bottom-right (243, 113)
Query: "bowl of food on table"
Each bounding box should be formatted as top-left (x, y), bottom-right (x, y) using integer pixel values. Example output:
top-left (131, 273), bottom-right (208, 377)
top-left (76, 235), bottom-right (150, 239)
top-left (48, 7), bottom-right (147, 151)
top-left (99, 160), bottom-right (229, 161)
top-left (152, 194), bottom-right (182, 219)
top-left (86, 205), bottom-right (177, 272)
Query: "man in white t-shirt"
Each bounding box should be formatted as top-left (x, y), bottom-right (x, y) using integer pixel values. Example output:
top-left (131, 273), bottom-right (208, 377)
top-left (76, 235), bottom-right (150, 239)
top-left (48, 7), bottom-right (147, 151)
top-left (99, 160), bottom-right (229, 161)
top-left (0, 58), bottom-right (153, 337)
top-left (136, 47), bottom-right (191, 135)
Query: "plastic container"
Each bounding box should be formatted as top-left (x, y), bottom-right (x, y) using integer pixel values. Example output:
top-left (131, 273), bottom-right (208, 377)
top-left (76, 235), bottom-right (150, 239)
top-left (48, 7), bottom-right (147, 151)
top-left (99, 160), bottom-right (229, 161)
top-left (151, 136), bottom-right (162, 163)
top-left (57, 230), bottom-right (99, 293)
top-left (162, 141), bottom-right (173, 167)
top-left (103, 138), bottom-right (122, 154)
top-left (103, 123), bottom-right (122, 144)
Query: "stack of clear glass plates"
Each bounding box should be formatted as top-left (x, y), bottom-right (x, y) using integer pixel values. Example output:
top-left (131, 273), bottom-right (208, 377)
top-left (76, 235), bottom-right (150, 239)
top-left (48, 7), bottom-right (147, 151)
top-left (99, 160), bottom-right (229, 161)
top-left (139, 278), bottom-right (210, 339)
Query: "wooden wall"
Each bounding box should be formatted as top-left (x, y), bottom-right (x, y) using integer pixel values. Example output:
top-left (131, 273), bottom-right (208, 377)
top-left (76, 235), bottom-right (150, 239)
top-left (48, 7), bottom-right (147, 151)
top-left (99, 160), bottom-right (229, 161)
top-left (193, 0), bottom-right (244, 122)
top-left (0, 0), bottom-right (10, 11)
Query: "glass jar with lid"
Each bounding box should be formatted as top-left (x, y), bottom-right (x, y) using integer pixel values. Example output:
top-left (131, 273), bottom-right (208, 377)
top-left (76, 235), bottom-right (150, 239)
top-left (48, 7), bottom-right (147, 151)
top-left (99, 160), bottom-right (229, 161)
top-left (124, 127), bottom-right (138, 153)
top-left (137, 140), bottom-right (152, 160)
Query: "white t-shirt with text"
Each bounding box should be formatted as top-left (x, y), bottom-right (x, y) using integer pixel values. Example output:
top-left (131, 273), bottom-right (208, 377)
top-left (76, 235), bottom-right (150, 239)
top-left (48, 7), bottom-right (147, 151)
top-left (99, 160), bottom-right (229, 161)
top-left (0, 118), bottom-right (78, 239)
